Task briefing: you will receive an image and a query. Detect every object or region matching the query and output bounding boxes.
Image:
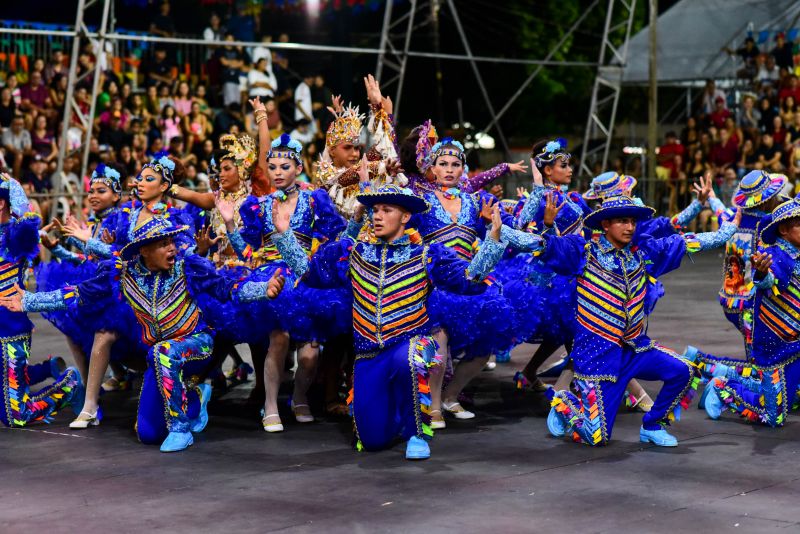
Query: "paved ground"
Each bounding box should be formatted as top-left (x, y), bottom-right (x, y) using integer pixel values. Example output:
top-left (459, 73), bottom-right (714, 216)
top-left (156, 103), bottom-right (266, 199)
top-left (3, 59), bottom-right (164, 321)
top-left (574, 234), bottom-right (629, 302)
top-left (3, 251), bottom-right (799, 533)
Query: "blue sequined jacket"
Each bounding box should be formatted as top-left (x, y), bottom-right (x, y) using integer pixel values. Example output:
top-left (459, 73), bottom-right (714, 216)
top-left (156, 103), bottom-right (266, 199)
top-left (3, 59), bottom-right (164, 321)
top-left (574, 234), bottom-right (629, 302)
top-left (519, 222), bottom-right (736, 381)
top-left (272, 223), bottom-right (506, 355)
top-left (0, 213), bottom-right (41, 338)
top-left (751, 239), bottom-right (800, 368)
top-left (23, 254), bottom-right (271, 346)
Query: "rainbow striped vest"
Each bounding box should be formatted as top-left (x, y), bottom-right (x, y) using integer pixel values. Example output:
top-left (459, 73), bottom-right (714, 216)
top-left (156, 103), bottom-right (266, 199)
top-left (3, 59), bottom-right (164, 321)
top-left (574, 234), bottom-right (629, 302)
top-left (349, 241), bottom-right (432, 354)
top-left (121, 259), bottom-right (202, 346)
top-left (576, 244), bottom-right (647, 346)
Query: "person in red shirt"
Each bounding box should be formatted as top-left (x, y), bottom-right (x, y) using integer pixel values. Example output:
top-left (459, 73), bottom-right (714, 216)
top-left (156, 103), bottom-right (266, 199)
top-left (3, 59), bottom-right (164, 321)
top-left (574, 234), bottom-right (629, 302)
top-left (19, 71), bottom-right (51, 119)
top-left (709, 97), bottom-right (732, 129)
top-left (710, 128), bottom-right (739, 175)
top-left (778, 75), bottom-right (800, 104)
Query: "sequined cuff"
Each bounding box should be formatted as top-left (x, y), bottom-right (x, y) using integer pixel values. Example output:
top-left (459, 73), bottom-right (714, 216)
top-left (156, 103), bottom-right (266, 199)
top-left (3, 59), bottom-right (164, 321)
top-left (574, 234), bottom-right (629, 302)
top-left (708, 197), bottom-right (726, 216)
top-left (227, 230), bottom-right (248, 260)
top-left (345, 218), bottom-right (363, 240)
top-left (753, 272), bottom-right (775, 290)
top-left (22, 289), bottom-right (67, 313)
top-left (237, 281), bottom-right (270, 302)
top-left (684, 221), bottom-right (737, 253)
top-left (85, 238), bottom-right (113, 259)
top-left (464, 163), bottom-right (509, 192)
top-left (272, 230), bottom-right (309, 276)
top-left (671, 199), bottom-right (702, 228)
top-left (467, 235), bottom-right (505, 281)
top-left (65, 236), bottom-right (87, 253)
top-left (499, 225), bottom-right (544, 252)
top-left (51, 244), bottom-right (82, 263)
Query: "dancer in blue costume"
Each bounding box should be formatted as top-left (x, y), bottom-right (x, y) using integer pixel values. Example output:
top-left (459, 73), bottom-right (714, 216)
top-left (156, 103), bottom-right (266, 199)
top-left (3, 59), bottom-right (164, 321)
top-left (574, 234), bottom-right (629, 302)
top-left (691, 171), bottom-right (787, 377)
top-left (271, 185), bottom-right (507, 459)
top-left (4, 218), bottom-right (286, 451)
top-left (499, 138), bottom-right (590, 400)
top-left (398, 119), bottom-right (528, 196)
top-left (703, 198), bottom-right (800, 425)
top-left (219, 133), bottom-right (347, 432)
top-left (512, 195), bottom-right (740, 446)
top-left (36, 163), bottom-right (141, 429)
top-left (411, 136), bottom-right (520, 428)
top-left (0, 173), bottom-right (83, 427)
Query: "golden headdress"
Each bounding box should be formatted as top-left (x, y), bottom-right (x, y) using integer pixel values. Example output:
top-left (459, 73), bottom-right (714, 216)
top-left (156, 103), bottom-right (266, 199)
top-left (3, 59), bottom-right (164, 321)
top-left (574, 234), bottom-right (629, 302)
top-left (325, 104), bottom-right (364, 149)
top-left (219, 134), bottom-right (257, 181)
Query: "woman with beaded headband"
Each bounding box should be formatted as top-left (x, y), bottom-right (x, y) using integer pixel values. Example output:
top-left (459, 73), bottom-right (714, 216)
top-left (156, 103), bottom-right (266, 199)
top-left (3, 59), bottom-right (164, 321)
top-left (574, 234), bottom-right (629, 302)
top-left (398, 120), bottom-right (528, 196)
top-left (316, 75), bottom-right (405, 219)
top-left (410, 136), bottom-right (522, 427)
top-left (495, 138), bottom-right (592, 404)
top-left (218, 132), bottom-right (348, 432)
top-left (34, 163), bottom-right (143, 429)
top-left (167, 97), bottom-right (275, 393)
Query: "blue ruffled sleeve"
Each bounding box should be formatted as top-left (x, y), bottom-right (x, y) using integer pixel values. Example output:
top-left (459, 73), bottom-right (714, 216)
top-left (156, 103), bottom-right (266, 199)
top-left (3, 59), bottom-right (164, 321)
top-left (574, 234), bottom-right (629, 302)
top-left (499, 225), bottom-right (545, 252)
top-left (85, 238), bottom-right (113, 259)
top-left (670, 199), bottom-right (702, 228)
top-left (4, 213), bottom-right (40, 262)
top-left (238, 195), bottom-right (266, 250)
top-left (636, 217), bottom-right (676, 240)
top-left (426, 243), bottom-right (489, 295)
top-left (638, 221), bottom-right (736, 276)
top-left (23, 260), bottom-right (116, 312)
top-left (311, 189), bottom-right (347, 242)
top-left (465, 235), bottom-right (505, 280)
top-left (184, 254), bottom-right (236, 301)
top-left (298, 238), bottom-right (353, 289)
top-left (516, 185), bottom-right (546, 230)
top-left (50, 244), bottom-right (84, 264)
top-left (537, 233), bottom-right (588, 276)
top-left (272, 230), bottom-right (310, 276)
top-left (758, 244), bottom-right (792, 291)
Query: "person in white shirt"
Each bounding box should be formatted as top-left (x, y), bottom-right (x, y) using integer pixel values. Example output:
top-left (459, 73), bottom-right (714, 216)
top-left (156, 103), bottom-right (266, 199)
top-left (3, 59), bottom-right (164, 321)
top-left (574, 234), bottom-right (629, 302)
top-left (248, 57), bottom-right (277, 100)
top-left (294, 75), bottom-right (314, 124)
top-left (290, 118), bottom-right (314, 146)
top-left (700, 79), bottom-right (726, 115)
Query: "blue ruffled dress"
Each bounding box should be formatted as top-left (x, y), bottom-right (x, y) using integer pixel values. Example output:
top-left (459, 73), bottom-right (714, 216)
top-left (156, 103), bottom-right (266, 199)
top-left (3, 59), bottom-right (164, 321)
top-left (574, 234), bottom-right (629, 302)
top-left (230, 188), bottom-right (350, 344)
top-left (411, 189), bottom-right (518, 358)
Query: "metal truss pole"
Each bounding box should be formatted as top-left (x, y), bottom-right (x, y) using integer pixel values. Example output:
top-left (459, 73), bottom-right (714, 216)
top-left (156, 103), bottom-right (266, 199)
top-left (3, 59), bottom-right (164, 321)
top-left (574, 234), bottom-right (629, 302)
top-left (579, 0), bottom-right (638, 179)
top-left (374, 0), bottom-right (422, 120)
top-left (445, 0), bottom-right (510, 157)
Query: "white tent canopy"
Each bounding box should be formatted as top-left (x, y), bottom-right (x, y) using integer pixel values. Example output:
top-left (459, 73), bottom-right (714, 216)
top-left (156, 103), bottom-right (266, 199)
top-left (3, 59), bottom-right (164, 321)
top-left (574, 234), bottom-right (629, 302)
top-left (621, 0), bottom-right (800, 85)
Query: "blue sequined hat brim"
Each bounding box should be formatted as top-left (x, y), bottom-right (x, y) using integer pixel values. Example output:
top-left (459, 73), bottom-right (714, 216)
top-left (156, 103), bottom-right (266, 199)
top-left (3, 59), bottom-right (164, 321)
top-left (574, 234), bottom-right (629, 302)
top-left (758, 202), bottom-right (800, 245)
top-left (120, 226), bottom-right (189, 260)
top-left (584, 205), bottom-right (656, 230)
top-left (356, 192), bottom-right (430, 214)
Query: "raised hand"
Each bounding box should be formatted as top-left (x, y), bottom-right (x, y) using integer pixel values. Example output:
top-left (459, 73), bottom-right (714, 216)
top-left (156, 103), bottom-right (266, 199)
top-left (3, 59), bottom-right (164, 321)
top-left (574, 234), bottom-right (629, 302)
top-left (248, 96), bottom-right (266, 113)
top-left (384, 158), bottom-right (403, 177)
top-left (327, 94), bottom-right (344, 115)
top-left (479, 196), bottom-right (497, 224)
top-left (40, 230), bottom-right (59, 250)
top-left (0, 283), bottom-right (23, 312)
top-left (364, 74), bottom-right (383, 107)
top-left (692, 172), bottom-right (714, 204)
top-left (507, 160), bottom-right (529, 174)
top-left (543, 191), bottom-right (565, 227)
top-left (63, 215), bottom-right (91, 243)
top-left (516, 186), bottom-right (528, 199)
top-left (195, 225), bottom-right (223, 257)
top-left (489, 204), bottom-right (503, 242)
top-left (531, 158), bottom-right (543, 186)
top-left (732, 207), bottom-right (742, 227)
top-left (267, 268), bottom-right (286, 299)
top-left (751, 250), bottom-right (773, 274)
top-left (101, 228), bottom-right (116, 244)
top-left (272, 205), bottom-right (292, 234)
top-left (382, 95), bottom-right (393, 115)
top-left (215, 193), bottom-right (236, 224)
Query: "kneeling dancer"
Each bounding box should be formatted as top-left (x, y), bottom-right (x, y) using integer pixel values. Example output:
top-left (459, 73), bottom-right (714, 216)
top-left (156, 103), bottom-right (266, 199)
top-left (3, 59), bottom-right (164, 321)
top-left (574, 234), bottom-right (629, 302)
top-left (2, 219), bottom-right (284, 451)
top-left (272, 185), bottom-right (506, 460)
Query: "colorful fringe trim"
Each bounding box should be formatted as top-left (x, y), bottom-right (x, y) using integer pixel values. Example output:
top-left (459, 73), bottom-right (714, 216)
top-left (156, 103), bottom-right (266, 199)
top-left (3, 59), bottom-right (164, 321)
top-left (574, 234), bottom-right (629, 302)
top-left (550, 380), bottom-right (607, 446)
top-left (412, 336), bottom-right (442, 441)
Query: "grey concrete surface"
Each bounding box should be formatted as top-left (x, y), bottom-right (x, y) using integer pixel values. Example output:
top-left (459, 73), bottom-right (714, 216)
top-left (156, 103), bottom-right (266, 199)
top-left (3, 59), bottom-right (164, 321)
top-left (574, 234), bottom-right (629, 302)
top-left (2, 251), bottom-right (798, 534)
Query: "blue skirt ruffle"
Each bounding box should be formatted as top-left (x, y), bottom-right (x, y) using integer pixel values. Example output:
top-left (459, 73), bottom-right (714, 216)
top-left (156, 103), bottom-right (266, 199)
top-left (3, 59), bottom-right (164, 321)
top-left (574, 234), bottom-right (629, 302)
top-left (235, 262), bottom-right (352, 344)
top-left (429, 283), bottom-right (518, 359)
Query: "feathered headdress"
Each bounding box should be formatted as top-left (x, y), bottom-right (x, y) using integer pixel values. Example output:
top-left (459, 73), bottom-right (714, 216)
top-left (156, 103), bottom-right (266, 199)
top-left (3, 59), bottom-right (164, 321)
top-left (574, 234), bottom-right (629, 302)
top-left (219, 134), bottom-right (257, 181)
top-left (91, 163), bottom-right (123, 194)
top-left (141, 151), bottom-right (177, 186)
top-left (268, 133), bottom-right (303, 163)
top-left (534, 138), bottom-right (570, 167)
top-left (415, 120), bottom-right (439, 174)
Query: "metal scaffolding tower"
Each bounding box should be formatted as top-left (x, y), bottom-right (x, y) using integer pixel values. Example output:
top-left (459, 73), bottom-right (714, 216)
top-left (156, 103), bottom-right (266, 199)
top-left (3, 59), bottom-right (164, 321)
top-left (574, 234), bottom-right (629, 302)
top-left (579, 0), bottom-right (639, 178)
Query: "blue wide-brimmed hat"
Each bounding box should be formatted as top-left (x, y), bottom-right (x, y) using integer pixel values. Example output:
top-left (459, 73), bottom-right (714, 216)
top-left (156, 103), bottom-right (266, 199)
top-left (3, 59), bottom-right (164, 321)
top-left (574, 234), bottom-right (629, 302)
top-left (356, 184), bottom-right (430, 214)
top-left (733, 170), bottom-right (786, 209)
top-left (584, 195), bottom-right (656, 230)
top-left (758, 197), bottom-right (800, 244)
top-left (583, 171), bottom-right (638, 200)
top-left (120, 217), bottom-right (189, 260)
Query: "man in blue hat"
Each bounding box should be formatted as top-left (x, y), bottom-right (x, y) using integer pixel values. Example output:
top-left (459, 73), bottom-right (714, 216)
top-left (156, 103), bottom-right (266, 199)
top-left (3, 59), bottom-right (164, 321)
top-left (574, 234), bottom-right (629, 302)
top-left (1, 218), bottom-right (286, 452)
top-left (704, 197), bottom-right (800, 426)
top-left (0, 173), bottom-right (83, 427)
top-left (514, 194), bottom-right (740, 447)
top-left (270, 184), bottom-right (509, 460)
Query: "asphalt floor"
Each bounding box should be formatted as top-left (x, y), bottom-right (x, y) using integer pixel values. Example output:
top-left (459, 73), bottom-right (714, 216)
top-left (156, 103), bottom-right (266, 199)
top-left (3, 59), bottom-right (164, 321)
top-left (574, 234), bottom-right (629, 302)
top-left (2, 250), bottom-right (798, 533)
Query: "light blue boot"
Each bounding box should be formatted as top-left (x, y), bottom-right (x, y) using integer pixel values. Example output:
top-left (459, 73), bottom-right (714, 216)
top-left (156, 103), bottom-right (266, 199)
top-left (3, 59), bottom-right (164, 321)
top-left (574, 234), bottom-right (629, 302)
top-left (160, 431), bottom-right (194, 452)
top-left (639, 426), bottom-right (678, 447)
top-left (190, 383), bottom-right (212, 433)
top-left (405, 436), bottom-right (431, 460)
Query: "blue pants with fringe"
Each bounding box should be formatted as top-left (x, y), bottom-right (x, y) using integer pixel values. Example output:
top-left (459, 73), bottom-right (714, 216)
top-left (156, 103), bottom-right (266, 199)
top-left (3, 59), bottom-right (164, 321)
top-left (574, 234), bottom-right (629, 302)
top-left (136, 332), bottom-right (212, 444)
